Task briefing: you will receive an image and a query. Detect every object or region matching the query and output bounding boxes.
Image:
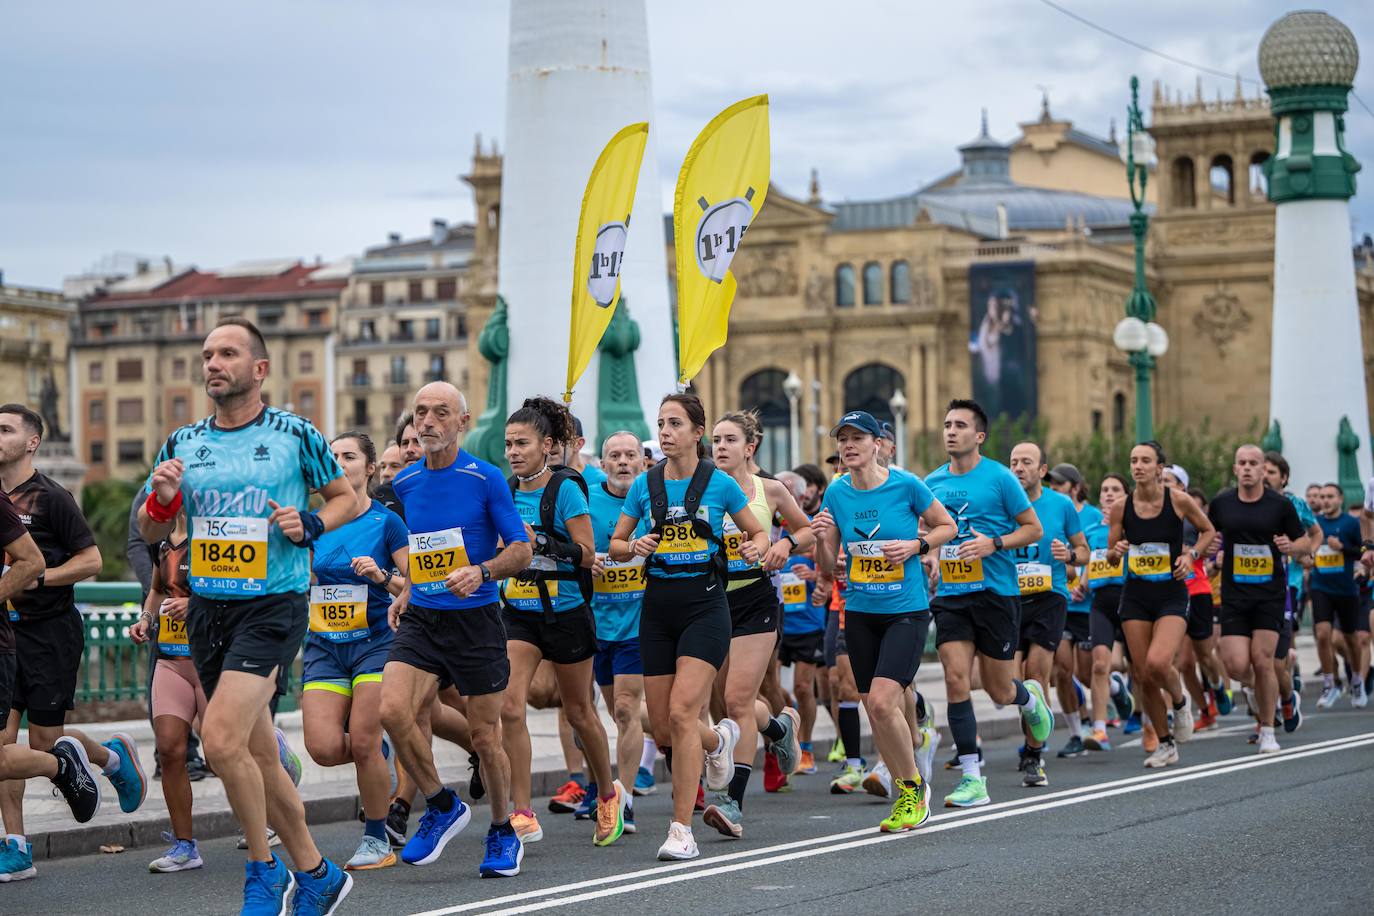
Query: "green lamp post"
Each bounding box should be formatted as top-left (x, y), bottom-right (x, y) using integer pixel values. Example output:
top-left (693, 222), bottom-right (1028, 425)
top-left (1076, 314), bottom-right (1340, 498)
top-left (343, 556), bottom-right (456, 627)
top-left (1113, 75), bottom-right (1170, 444)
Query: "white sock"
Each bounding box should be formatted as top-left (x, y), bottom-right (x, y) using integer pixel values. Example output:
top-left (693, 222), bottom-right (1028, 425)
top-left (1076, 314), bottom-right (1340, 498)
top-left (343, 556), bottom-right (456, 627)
top-left (1093, 719), bottom-right (1106, 734)
top-left (1019, 690), bottom-right (1039, 714)
top-left (101, 747), bottom-right (121, 776)
top-left (958, 753), bottom-right (982, 779)
top-left (640, 738), bottom-right (657, 772)
top-left (7, 833), bottom-right (25, 847)
top-left (1259, 725), bottom-right (1275, 740)
top-left (1067, 716), bottom-right (1082, 739)
top-left (845, 757), bottom-right (863, 770)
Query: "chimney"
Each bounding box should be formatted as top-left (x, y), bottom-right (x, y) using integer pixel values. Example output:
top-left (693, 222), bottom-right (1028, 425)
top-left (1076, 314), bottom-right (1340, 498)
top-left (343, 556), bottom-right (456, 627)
top-left (136, 259), bottom-right (150, 275)
top-left (431, 219), bottom-right (448, 247)
top-left (388, 232), bottom-right (401, 245)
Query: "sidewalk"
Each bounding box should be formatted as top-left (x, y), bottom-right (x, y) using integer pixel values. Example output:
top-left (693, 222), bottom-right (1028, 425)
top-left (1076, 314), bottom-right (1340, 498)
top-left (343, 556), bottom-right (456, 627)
top-left (23, 636), bottom-right (1324, 860)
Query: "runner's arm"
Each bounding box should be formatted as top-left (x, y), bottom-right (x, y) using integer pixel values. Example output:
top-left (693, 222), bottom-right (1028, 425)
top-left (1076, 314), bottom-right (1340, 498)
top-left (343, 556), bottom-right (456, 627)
top-left (1173, 489), bottom-right (1216, 559)
top-left (1068, 530), bottom-right (1089, 567)
top-left (313, 476), bottom-right (357, 534)
top-left (609, 512), bottom-right (652, 562)
top-left (765, 478), bottom-right (815, 553)
top-left (384, 546), bottom-right (409, 596)
top-left (998, 505), bottom-right (1043, 551)
top-left (918, 498), bottom-right (957, 552)
top-left (41, 544), bottom-right (101, 587)
top-left (0, 530), bottom-right (44, 604)
top-left (727, 504), bottom-right (770, 565)
top-left (563, 514), bottom-right (596, 569)
top-left (1105, 501), bottom-right (1126, 563)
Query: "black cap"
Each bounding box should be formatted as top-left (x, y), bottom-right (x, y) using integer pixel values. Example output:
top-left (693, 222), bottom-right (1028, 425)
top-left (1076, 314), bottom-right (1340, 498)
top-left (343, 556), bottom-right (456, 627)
top-left (571, 415), bottom-right (585, 439)
top-left (825, 453), bottom-right (841, 465)
top-left (830, 410), bottom-right (883, 438)
top-left (1046, 463), bottom-right (1084, 487)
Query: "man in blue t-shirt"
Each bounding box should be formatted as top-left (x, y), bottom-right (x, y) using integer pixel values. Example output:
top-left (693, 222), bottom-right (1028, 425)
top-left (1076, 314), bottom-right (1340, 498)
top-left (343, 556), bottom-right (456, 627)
top-left (380, 382), bottom-right (532, 877)
top-left (922, 400), bottom-right (1047, 809)
top-left (1312, 482), bottom-right (1370, 708)
top-left (139, 318), bottom-right (355, 911)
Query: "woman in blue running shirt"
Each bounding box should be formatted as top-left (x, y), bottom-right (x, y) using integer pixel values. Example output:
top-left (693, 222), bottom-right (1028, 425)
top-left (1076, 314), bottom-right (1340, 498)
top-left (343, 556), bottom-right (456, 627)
top-left (302, 432), bottom-right (409, 871)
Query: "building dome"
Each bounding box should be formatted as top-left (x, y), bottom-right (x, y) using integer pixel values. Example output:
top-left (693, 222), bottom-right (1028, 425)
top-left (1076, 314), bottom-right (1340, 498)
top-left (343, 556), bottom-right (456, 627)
top-left (1258, 10), bottom-right (1359, 89)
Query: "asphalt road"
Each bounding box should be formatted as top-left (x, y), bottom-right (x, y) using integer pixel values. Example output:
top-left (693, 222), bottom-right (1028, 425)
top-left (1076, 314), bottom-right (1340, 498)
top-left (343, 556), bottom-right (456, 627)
top-left (6, 707), bottom-right (1372, 915)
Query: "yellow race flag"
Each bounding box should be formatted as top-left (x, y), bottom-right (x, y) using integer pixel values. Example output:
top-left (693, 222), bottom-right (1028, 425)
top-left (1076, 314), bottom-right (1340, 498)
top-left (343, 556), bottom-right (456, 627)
top-left (564, 121), bottom-right (650, 404)
top-left (673, 95), bottom-right (770, 386)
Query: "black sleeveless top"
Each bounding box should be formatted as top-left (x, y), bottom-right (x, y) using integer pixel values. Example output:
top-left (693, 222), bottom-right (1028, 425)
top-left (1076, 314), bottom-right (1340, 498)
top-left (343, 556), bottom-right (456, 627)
top-left (1122, 487), bottom-right (1185, 592)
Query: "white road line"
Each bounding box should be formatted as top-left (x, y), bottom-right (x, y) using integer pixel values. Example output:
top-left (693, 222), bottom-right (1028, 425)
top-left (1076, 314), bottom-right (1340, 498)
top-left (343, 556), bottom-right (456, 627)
top-left (409, 731), bottom-right (1373, 916)
top-left (1119, 721), bottom-right (1256, 748)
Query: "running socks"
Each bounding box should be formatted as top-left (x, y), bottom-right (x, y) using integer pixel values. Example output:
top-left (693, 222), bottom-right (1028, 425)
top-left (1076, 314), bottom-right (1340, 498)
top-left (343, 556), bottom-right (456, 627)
top-left (838, 702), bottom-right (861, 761)
top-left (101, 747), bottom-right (122, 776)
top-left (728, 764), bottom-right (752, 808)
top-left (958, 755), bottom-right (981, 778)
top-left (640, 738), bottom-right (657, 772)
top-left (760, 717), bottom-right (786, 742)
top-left (1067, 716), bottom-right (1083, 739)
top-left (426, 787), bottom-right (456, 812)
top-left (1013, 679), bottom-right (1036, 711)
top-left (947, 699), bottom-right (978, 757)
top-left (305, 858), bottom-right (329, 880)
top-left (364, 818), bottom-right (387, 841)
top-left (1093, 719), bottom-right (1106, 734)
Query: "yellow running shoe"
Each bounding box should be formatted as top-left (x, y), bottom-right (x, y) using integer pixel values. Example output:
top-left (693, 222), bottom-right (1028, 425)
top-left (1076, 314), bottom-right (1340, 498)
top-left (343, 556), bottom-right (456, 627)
top-left (879, 780), bottom-right (930, 832)
top-left (829, 763), bottom-right (863, 794)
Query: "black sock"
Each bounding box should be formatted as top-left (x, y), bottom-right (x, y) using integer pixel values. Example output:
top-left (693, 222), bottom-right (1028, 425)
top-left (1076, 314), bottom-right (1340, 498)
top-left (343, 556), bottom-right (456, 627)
top-left (391, 797), bottom-right (411, 817)
top-left (1013, 679), bottom-right (1031, 706)
top-left (728, 764), bottom-right (752, 808)
top-left (306, 858), bottom-right (329, 879)
top-left (1159, 733), bottom-right (1174, 744)
top-left (662, 746), bottom-right (673, 773)
top-left (838, 703), bottom-right (861, 759)
top-left (760, 717), bottom-right (786, 742)
top-left (948, 699), bottom-right (978, 757)
top-left (491, 818), bottom-right (513, 834)
top-left (914, 691), bottom-right (930, 725)
top-left (900, 778), bottom-right (920, 790)
top-left (426, 787), bottom-right (454, 812)
top-left (1173, 697), bottom-right (1186, 711)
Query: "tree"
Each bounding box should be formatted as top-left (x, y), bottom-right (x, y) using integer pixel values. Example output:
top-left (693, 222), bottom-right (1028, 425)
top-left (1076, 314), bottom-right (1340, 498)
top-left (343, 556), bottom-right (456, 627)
top-left (81, 474), bottom-right (144, 582)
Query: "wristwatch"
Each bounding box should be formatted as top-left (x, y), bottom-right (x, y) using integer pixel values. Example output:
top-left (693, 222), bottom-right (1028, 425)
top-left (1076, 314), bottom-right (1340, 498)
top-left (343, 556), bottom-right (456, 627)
top-left (917, 537), bottom-right (930, 556)
top-left (783, 532), bottom-right (798, 551)
top-left (479, 563), bottom-right (492, 583)
top-left (992, 535), bottom-right (1004, 552)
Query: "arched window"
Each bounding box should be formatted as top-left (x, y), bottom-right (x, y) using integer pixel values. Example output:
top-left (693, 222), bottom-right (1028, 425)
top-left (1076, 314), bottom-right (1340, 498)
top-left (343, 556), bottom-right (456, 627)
top-left (738, 369), bottom-right (791, 473)
top-left (1249, 151), bottom-right (1270, 198)
top-left (1113, 392), bottom-right (1127, 436)
top-left (843, 363), bottom-right (905, 425)
top-left (1171, 157), bottom-right (1196, 209)
top-left (862, 262), bottom-right (883, 305)
top-left (890, 260), bottom-right (911, 304)
top-left (835, 264), bottom-right (855, 308)
top-left (1209, 154), bottom-right (1234, 205)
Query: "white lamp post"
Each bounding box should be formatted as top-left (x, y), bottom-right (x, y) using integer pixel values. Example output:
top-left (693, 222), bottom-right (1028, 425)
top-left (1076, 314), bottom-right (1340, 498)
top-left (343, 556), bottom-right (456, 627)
top-left (783, 371), bottom-right (803, 471)
top-left (889, 388), bottom-right (908, 469)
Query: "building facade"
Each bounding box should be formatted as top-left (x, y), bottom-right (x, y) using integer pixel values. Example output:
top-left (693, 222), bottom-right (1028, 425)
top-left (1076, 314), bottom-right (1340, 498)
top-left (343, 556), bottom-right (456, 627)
top-left (0, 279), bottom-right (73, 435)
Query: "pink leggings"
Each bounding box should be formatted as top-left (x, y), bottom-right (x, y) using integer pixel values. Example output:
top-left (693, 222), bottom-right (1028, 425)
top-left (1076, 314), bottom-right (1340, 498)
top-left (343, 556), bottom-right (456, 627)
top-left (151, 657), bottom-right (209, 726)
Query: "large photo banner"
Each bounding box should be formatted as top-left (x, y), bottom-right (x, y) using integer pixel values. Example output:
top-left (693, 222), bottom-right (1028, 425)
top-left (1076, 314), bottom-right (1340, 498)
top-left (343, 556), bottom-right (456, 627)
top-left (968, 261), bottom-right (1038, 422)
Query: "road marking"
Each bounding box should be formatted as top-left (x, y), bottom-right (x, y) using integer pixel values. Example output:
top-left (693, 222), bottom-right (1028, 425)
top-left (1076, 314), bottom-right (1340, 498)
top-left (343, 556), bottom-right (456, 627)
top-left (409, 731), bottom-right (1372, 916)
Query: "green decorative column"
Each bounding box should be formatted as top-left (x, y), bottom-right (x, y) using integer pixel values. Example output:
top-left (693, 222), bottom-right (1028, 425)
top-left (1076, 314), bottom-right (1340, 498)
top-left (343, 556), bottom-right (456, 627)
top-left (1261, 420), bottom-right (1283, 454)
top-left (595, 299), bottom-right (651, 445)
top-left (1337, 417), bottom-right (1362, 506)
top-left (465, 296), bottom-right (510, 470)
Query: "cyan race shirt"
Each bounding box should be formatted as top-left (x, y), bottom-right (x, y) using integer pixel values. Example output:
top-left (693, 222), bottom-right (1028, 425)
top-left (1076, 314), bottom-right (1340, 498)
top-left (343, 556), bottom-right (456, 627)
top-left (581, 464), bottom-right (608, 488)
top-left (311, 500), bottom-right (408, 637)
top-left (781, 555), bottom-right (822, 634)
top-left (1085, 507), bottom-right (1125, 590)
top-left (620, 468), bottom-right (748, 580)
top-left (925, 456), bottom-right (1032, 598)
top-left (1285, 492), bottom-right (1317, 591)
top-left (820, 469), bottom-right (936, 614)
top-left (1011, 488), bottom-right (1082, 600)
top-left (1071, 503), bottom-right (1105, 609)
top-left (505, 480), bottom-right (590, 614)
top-left (1312, 513), bottom-right (1361, 597)
top-left (589, 482), bottom-right (645, 643)
top-left (148, 407), bottom-right (343, 599)
top-left (392, 450), bottom-right (528, 610)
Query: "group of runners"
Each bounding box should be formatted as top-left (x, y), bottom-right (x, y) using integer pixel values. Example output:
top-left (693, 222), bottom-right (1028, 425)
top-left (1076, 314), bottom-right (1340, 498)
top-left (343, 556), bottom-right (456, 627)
top-left (0, 316), bottom-right (1371, 915)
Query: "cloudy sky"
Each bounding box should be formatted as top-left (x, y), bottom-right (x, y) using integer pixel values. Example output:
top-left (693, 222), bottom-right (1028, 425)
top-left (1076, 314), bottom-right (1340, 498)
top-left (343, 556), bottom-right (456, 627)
top-left (3, 0), bottom-right (1371, 288)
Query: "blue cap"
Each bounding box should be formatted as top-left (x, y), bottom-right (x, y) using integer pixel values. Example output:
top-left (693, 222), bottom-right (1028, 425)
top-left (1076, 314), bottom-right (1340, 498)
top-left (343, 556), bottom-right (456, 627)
top-left (830, 411), bottom-right (883, 438)
top-left (878, 421), bottom-right (896, 441)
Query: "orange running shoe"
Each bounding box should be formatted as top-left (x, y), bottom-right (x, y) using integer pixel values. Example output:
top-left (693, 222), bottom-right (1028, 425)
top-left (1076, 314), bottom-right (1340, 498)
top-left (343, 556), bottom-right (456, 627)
top-left (549, 779), bottom-right (586, 813)
top-left (511, 810), bottom-right (544, 843)
top-left (1142, 723), bottom-right (1159, 754)
top-left (797, 750), bottom-right (817, 775)
top-left (1195, 709), bottom-right (1217, 732)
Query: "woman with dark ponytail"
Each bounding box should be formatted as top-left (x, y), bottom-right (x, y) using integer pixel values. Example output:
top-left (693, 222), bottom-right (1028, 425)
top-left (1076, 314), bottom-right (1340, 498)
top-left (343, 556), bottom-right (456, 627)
top-left (500, 397), bottom-right (624, 848)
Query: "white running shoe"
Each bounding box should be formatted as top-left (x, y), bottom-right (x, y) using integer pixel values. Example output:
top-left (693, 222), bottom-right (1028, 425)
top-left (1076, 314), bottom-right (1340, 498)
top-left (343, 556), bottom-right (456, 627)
top-left (703, 719), bottom-right (739, 791)
top-left (862, 761), bottom-right (891, 799)
top-left (656, 822), bottom-right (699, 861)
top-left (236, 828), bottom-right (281, 850)
top-left (915, 725), bottom-right (941, 787)
top-left (1173, 704), bottom-right (1194, 743)
top-left (1317, 685), bottom-right (1341, 709)
top-left (1257, 732), bottom-right (1281, 754)
top-left (148, 833), bottom-right (203, 873)
top-left (1352, 682), bottom-right (1368, 709)
top-left (1143, 741), bottom-right (1179, 769)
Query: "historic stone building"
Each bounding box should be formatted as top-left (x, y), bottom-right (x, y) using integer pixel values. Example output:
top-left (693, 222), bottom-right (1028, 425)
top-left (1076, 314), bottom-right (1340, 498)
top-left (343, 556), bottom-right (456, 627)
top-left (0, 278), bottom-right (73, 435)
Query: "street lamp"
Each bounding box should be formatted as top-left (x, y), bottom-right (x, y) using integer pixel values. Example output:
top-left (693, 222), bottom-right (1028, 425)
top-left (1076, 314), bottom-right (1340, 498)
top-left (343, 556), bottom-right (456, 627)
top-left (888, 388), bottom-right (908, 469)
top-left (783, 371), bottom-right (803, 470)
top-left (1116, 74), bottom-right (1165, 443)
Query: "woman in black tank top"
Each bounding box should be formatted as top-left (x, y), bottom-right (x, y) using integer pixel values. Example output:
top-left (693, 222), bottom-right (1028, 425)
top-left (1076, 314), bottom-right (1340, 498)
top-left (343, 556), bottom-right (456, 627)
top-left (1104, 442), bottom-right (1215, 768)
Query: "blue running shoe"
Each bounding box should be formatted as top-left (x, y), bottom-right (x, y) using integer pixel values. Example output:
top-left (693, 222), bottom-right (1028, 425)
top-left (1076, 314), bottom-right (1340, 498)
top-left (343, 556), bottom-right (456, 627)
top-left (0, 836), bottom-right (37, 882)
top-left (1215, 685), bottom-right (1234, 716)
top-left (242, 853), bottom-right (294, 916)
top-left (479, 823), bottom-right (523, 878)
top-left (401, 793), bottom-right (471, 866)
top-left (1110, 672), bottom-right (1135, 721)
top-left (574, 781), bottom-right (599, 820)
top-left (1122, 711), bottom-right (1142, 736)
top-left (633, 765), bottom-right (656, 796)
top-left (624, 799), bottom-right (637, 835)
top-left (1071, 676), bottom-right (1086, 709)
top-left (276, 728), bottom-right (302, 787)
top-left (292, 858), bottom-right (352, 916)
top-left (102, 732), bottom-right (147, 814)
top-left (770, 707), bottom-right (802, 775)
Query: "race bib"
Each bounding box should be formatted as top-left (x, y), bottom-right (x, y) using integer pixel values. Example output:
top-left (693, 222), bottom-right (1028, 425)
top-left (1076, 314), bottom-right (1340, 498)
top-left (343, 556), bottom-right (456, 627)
top-left (191, 516), bottom-right (269, 594)
top-left (1314, 545), bottom-right (1344, 575)
top-left (408, 528), bottom-right (470, 594)
top-left (848, 540), bottom-right (904, 593)
top-left (1231, 544), bottom-right (1274, 583)
top-left (780, 571), bottom-right (807, 608)
top-left (722, 517), bottom-right (757, 574)
top-left (309, 584), bottom-right (369, 641)
top-left (157, 612), bottom-right (190, 656)
top-left (1017, 562), bottom-right (1052, 595)
top-left (504, 572), bottom-right (557, 610)
top-left (1127, 542), bottom-right (1172, 582)
top-left (594, 555), bottom-right (646, 601)
top-left (1087, 548), bottom-right (1124, 588)
top-left (939, 543), bottom-right (985, 593)
top-left (655, 506), bottom-right (710, 565)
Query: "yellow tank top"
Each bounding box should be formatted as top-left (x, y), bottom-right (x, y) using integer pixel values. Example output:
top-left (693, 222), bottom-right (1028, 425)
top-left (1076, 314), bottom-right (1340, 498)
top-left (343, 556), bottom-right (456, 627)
top-left (726, 475), bottom-right (773, 592)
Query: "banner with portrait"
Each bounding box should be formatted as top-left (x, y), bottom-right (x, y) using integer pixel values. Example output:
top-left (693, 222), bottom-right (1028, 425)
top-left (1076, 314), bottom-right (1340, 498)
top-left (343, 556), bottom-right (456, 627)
top-left (968, 261), bottom-right (1038, 422)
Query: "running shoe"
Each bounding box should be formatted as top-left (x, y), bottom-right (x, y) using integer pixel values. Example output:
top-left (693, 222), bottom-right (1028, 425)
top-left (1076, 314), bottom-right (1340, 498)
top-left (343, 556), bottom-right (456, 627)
top-left (1142, 724), bottom-right (1159, 754)
top-left (657, 822), bottom-right (699, 861)
top-left (1056, 735), bottom-right (1085, 758)
top-left (1364, 666), bottom-right (1374, 699)
top-left (763, 753), bottom-right (791, 793)
top-left (862, 761), bottom-right (892, 799)
top-left (1021, 681), bottom-right (1054, 744)
top-left (101, 732), bottom-right (148, 813)
top-left (915, 725), bottom-right (940, 786)
top-left (1317, 685), bottom-right (1342, 709)
top-left (1195, 709), bottom-right (1217, 732)
top-left (292, 858), bottom-right (352, 915)
top-left (1122, 711), bottom-right (1142, 735)
top-left (880, 780), bottom-right (930, 833)
top-left (1352, 680), bottom-right (1369, 709)
top-left (829, 763), bottom-right (864, 794)
top-left (344, 835), bottom-right (396, 871)
top-left (771, 707), bottom-right (802, 775)
top-left (797, 749), bottom-right (818, 775)
top-left (702, 794), bottom-right (743, 838)
top-left (1257, 732), bottom-right (1281, 754)
top-left (1111, 673), bottom-right (1135, 720)
top-left (149, 832), bottom-right (203, 873)
top-left (548, 778), bottom-right (586, 813)
top-left (1020, 753), bottom-right (1048, 787)
top-left (1293, 667), bottom-right (1304, 697)
top-left (185, 756), bottom-right (211, 782)
top-left (238, 828), bottom-right (282, 850)
top-left (624, 800), bottom-right (636, 834)
top-left (50, 736), bottom-right (102, 823)
top-left (467, 752), bottom-right (485, 801)
top-left (1083, 729), bottom-right (1112, 751)
top-left (510, 811), bottom-right (543, 844)
top-left (479, 823), bottom-right (523, 878)
top-left (1282, 692), bottom-right (1303, 733)
top-left (943, 774), bottom-right (989, 808)
top-left (385, 800), bottom-right (410, 848)
top-left (633, 765), bottom-right (657, 795)
top-left (0, 837), bottom-right (36, 882)
top-left (401, 794), bottom-right (471, 866)
top-left (275, 728), bottom-right (302, 787)
top-left (827, 737), bottom-right (845, 764)
top-left (241, 853), bottom-right (293, 916)
top-left (574, 782), bottom-right (599, 820)
top-left (1143, 740), bottom-right (1179, 769)
top-left (704, 719), bottom-right (740, 791)
top-left (1173, 704), bottom-right (1195, 743)
top-left (694, 782), bottom-right (706, 811)
top-left (593, 781), bottom-right (627, 847)
top-left (1247, 726), bottom-right (1260, 745)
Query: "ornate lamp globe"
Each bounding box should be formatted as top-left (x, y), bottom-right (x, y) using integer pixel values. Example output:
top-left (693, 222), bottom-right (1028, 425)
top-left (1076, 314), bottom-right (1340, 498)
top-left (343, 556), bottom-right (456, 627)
top-left (1258, 10), bottom-right (1358, 92)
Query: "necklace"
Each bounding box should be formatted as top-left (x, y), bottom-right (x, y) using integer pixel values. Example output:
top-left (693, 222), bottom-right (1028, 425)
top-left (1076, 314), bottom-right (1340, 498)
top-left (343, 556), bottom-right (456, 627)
top-left (516, 464), bottom-right (549, 484)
